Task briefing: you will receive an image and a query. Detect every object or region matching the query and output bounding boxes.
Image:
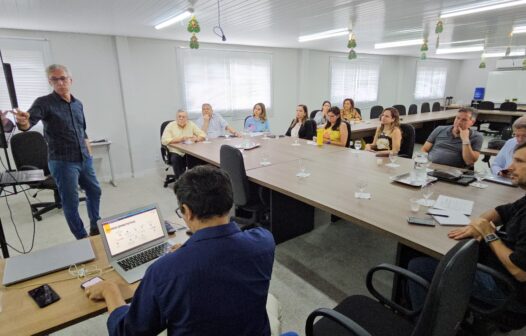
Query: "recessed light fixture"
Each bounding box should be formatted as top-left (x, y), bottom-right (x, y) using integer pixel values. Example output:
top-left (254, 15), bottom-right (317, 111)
top-left (440, 0), bottom-right (526, 18)
top-left (374, 39), bottom-right (423, 49)
top-left (482, 50), bottom-right (526, 57)
top-left (155, 9), bottom-right (194, 30)
top-left (442, 38), bottom-right (485, 45)
top-left (512, 25), bottom-right (526, 34)
top-left (435, 45), bottom-right (484, 54)
top-left (298, 28), bottom-right (349, 42)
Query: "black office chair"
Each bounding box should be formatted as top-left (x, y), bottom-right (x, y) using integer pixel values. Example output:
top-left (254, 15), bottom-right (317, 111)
top-left (355, 107), bottom-right (361, 116)
top-left (478, 101), bottom-right (508, 136)
top-left (421, 102), bottom-right (430, 113)
top-left (370, 105), bottom-right (384, 119)
top-left (160, 120), bottom-right (177, 188)
top-left (398, 124), bottom-right (415, 158)
top-left (219, 145), bottom-right (269, 229)
top-left (500, 102), bottom-right (517, 111)
top-left (478, 101), bottom-right (495, 110)
top-left (431, 102), bottom-right (441, 112)
top-left (10, 132), bottom-right (84, 221)
top-left (408, 104), bottom-right (417, 115)
top-left (310, 109), bottom-right (321, 120)
top-left (306, 239), bottom-right (479, 336)
top-left (343, 121), bottom-right (352, 148)
top-left (393, 105), bottom-right (406, 116)
top-left (244, 115), bottom-right (251, 129)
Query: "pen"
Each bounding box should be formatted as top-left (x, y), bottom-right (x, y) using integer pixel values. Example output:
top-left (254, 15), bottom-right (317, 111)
top-left (427, 213), bottom-right (449, 217)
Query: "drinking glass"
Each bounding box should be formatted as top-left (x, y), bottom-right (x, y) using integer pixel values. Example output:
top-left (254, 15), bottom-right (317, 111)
top-left (260, 152), bottom-right (270, 166)
top-left (297, 159), bottom-right (308, 178)
top-left (349, 140), bottom-right (354, 148)
top-left (474, 168), bottom-right (488, 188)
top-left (420, 183), bottom-right (434, 206)
top-left (410, 198), bottom-right (420, 212)
top-left (388, 152), bottom-right (398, 165)
top-left (224, 134), bottom-right (231, 140)
top-left (354, 141), bottom-right (362, 151)
top-left (356, 179), bottom-right (368, 193)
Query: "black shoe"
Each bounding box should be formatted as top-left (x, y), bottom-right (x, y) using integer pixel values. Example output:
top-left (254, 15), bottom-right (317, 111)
top-left (89, 227), bottom-right (100, 236)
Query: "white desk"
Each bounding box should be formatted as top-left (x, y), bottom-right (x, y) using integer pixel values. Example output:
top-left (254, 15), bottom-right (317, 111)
top-left (90, 140), bottom-right (117, 187)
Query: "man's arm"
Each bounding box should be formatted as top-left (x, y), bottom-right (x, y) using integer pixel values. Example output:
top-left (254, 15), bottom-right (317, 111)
top-left (491, 140), bottom-right (513, 175)
top-left (459, 129), bottom-right (480, 166)
top-left (85, 139), bottom-right (93, 156)
top-left (200, 115), bottom-right (210, 134)
top-left (448, 209), bottom-right (501, 240)
top-left (421, 141), bottom-right (433, 153)
top-left (226, 125), bottom-right (239, 137)
top-left (85, 281), bottom-right (126, 313)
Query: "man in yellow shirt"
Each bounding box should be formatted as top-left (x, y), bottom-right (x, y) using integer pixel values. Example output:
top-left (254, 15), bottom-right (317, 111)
top-left (161, 109), bottom-right (206, 178)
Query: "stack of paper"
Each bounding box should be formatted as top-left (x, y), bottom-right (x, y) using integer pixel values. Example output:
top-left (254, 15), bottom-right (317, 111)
top-left (428, 195), bottom-right (474, 226)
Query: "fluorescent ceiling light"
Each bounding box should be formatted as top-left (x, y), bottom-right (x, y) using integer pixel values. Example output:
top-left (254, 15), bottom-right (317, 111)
top-left (155, 9), bottom-right (193, 30)
top-left (512, 25), bottom-right (526, 34)
top-left (298, 28), bottom-right (349, 42)
top-left (441, 0), bottom-right (526, 18)
top-left (436, 45), bottom-right (484, 54)
top-left (444, 38), bottom-right (485, 45)
top-left (374, 39), bottom-right (423, 49)
top-left (482, 50), bottom-right (526, 57)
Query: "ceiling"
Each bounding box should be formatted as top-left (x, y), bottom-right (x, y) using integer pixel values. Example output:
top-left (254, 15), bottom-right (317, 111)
top-left (0, 0), bottom-right (525, 60)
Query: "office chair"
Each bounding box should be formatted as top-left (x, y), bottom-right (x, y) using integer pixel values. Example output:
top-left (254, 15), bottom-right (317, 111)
top-left (393, 105), bottom-right (406, 116)
top-left (306, 239), bottom-right (479, 336)
top-left (244, 115), bottom-right (251, 129)
top-left (478, 101), bottom-right (495, 110)
top-left (370, 105), bottom-right (384, 119)
top-left (355, 107), bottom-right (361, 116)
top-left (420, 102), bottom-right (430, 113)
top-left (343, 121), bottom-right (352, 148)
top-left (310, 109), bottom-right (321, 120)
top-left (408, 104), bottom-right (417, 115)
top-left (219, 144), bottom-right (269, 229)
top-left (398, 124), bottom-right (415, 158)
top-left (500, 102), bottom-right (517, 111)
top-left (160, 120), bottom-right (177, 188)
top-left (10, 132), bottom-right (84, 221)
top-left (478, 101), bottom-right (507, 136)
top-left (431, 102), bottom-right (441, 112)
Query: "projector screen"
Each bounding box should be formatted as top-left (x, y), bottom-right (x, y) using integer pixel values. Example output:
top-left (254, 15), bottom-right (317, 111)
top-left (485, 71), bottom-right (526, 103)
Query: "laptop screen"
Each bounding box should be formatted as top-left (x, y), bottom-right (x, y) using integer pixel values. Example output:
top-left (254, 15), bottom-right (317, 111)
top-left (101, 207), bottom-right (164, 256)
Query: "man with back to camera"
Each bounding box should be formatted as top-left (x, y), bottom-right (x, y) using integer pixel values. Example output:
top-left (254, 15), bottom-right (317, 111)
top-left (15, 64), bottom-right (101, 239)
top-left (421, 107), bottom-right (483, 168)
top-left (85, 165), bottom-right (276, 336)
top-left (195, 103), bottom-right (240, 138)
top-left (491, 116), bottom-right (526, 177)
top-left (408, 142), bottom-right (526, 315)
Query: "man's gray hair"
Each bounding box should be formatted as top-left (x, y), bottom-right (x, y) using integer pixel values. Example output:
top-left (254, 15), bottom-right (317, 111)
top-left (176, 109), bottom-right (187, 115)
top-left (46, 64), bottom-right (71, 77)
top-left (458, 107), bottom-right (478, 120)
top-left (513, 116), bottom-right (526, 130)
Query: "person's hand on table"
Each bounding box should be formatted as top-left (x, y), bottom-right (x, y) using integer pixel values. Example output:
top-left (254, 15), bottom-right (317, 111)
top-left (85, 281), bottom-right (120, 301)
top-left (168, 243), bottom-right (182, 253)
top-left (448, 224), bottom-right (482, 241)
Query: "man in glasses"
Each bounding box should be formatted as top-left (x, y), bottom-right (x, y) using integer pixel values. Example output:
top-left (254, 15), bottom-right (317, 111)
top-left (492, 116), bottom-right (526, 177)
top-left (15, 64), bottom-right (101, 239)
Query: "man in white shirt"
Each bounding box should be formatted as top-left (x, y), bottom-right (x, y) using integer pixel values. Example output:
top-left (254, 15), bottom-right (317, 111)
top-left (195, 103), bottom-right (239, 138)
top-left (491, 116), bottom-right (526, 176)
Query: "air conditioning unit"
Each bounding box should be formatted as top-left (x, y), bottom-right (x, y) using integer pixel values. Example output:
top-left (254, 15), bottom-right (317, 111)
top-left (496, 57), bottom-right (524, 70)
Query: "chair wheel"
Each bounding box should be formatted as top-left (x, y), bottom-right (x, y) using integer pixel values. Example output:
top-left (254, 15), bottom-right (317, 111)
top-left (35, 215), bottom-right (42, 221)
top-left (163, 183), bottom-right (168, 188)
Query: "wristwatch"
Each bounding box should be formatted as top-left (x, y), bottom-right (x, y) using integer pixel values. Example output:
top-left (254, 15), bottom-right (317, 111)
top-left (484, 233), bottom-right (500, 244)
top-left (462, 141), bottom-right (471, 146)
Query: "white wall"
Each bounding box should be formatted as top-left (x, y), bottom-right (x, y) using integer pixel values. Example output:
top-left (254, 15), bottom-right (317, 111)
top-left (1, 28), bottom-right (467, 178)
top-left (455, 58), bottom-right (497, 105)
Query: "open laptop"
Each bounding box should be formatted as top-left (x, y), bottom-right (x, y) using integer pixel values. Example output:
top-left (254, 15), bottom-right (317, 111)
top-left (484, 174), bottom-right (517, 187)
top-left (0, 169), bottom-right (45, 185)
top-left (98, 204), bottom-right (170, 284)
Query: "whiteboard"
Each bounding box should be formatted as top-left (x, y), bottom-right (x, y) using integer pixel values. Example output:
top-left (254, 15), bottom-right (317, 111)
top-left (485, 71), bottom-right (526, 103)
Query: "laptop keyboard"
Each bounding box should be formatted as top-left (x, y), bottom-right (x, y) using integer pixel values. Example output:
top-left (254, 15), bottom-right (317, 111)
top-left (117, 243), bottom-right (168, 271)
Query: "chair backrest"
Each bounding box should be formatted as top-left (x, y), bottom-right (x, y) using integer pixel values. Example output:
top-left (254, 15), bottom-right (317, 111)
top-left (412, 239), bottom-right (479, 336)
top-left (421, 102), bottom-right (430, 113)
top-left (478, 101), bottom-right (495, 110)
top-left (431, 102), bottom-right (441, 112)
top-left (370, 105), bottom-right (384, 119)
top-left (160, 120), bottom-right (174, 165)
top-left (501, 126), bottom-right (513, 141)
top-left (10, 131), bottom-right (50, 175)
top-left (355, 107), bottom-right (361, 116)
top-left (398, 124), bottom-right (415, 158)
top-left (310, 109), bottom-right (320, 120)
top-left (160, 120), bottom-right (173, 137)
top-left (408, 104), bottom-right (418, 115)
top-left (343, 121), bottom-right (351, 148)
top-left (220, 145), bottom-right (250, 207)
top-left (500, 102), bottom-right (517, 111)
top-left (393, 104), bottom-right (406, 116)
top-left (244, 115), bottom-right (251, 129)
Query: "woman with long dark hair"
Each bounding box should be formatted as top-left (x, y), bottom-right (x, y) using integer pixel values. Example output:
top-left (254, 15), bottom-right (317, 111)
top-left (323, 106), bottom-right (348, 146)
top-left (285, 104), bottom-right (315, 140)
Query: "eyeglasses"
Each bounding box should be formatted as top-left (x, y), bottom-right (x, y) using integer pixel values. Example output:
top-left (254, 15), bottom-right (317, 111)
top-left (513, 133), bottom-right (526, 140)
top-left (175, 207), bottom-right (183, 218)
top-left (49, 76), bottom-right (69, 83)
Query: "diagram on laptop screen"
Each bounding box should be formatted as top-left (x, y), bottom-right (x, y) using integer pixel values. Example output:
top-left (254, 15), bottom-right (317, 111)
top-left (103, 208), bottom-right (164, 256)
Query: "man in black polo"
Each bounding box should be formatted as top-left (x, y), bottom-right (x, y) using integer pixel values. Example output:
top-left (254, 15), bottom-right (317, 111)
top-left (15, 64), bottom-right (101, 239)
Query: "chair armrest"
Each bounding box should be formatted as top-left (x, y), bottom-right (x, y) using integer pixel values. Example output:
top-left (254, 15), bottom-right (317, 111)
top-left (19, 165), bottom-right (39, 171)
top-left (161, 146), bottom-right (171, 164)
top-left (306, 308), bottom-right (372, 336)
top-left (365, 263), bottom-right (430, 317)
top-left (469, 263), bottom-right (518, 316)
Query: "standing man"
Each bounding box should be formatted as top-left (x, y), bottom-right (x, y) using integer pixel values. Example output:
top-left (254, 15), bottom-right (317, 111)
top-left (161, 109), bottom-right (206, 178)
top-left (422, 107), bottom-right (483, 168)
top-left (15, 64), bottom-right (101, 239)
top-left (196, 103), bottom-right (239, 138)
top-left (491, 116), bottom-right (526, 176)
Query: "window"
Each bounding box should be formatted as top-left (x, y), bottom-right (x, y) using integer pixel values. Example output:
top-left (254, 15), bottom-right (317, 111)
top-left (0, 48), bottom-right (49, 111)
top-left (178, 48), bottom-right (272, 119)
top-left (330, 57), bottom-right (380, 104)
top-left (414, 61), bottom-right (447, 100)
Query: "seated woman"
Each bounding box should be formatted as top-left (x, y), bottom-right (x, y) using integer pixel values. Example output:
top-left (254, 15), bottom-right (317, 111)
top-left (323, 106), bottom-right (349, 147)
top-left (341, 98), bottom-right (362, 122)
top-left (285, 104), bottom-right (315, 140)
top-left (365, 107), bottom-right (402, 153)
top-left (313, 100), bottom-right (331, 127)
top-left (244, 102), bottom-right (270, 132)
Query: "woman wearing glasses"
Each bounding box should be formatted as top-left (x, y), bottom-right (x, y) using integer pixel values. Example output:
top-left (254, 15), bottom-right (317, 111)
top-left (323, 106), bottom-right (349, 146)
top-left (365, 107), bottom-right (402, 153)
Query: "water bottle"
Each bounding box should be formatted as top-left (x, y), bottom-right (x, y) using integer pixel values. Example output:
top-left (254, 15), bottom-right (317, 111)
top-left (413, 152), bottom-right (428, 184)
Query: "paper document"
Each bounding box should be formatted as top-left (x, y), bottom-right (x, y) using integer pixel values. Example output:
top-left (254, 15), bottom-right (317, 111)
top-left (433, 195), bottom-right (474, 215)
top-left (427, 208), bottom-right (470, 226)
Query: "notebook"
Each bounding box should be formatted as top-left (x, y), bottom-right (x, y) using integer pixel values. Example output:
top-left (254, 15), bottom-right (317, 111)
top-left (2, 239), bottom-right (95, 286)
top-left (97, 204), bottom-right (170, 284)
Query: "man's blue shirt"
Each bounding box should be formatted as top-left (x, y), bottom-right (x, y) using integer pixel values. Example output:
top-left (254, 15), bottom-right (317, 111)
top-left (107, 222), bottom-right (275, 336)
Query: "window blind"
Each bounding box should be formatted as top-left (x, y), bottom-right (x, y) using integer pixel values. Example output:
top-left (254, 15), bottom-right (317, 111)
top-left (330, 57), bottom-right (380, 105)
top-left (414, 61), bottom-right (447, 100)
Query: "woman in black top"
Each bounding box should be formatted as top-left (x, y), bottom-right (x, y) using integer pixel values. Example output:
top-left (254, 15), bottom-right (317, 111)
top-left (285, 104), bottom-right (315, 140)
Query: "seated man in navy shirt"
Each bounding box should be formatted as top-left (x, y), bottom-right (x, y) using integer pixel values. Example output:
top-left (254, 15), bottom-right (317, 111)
top-left (85, 165), bottom-right (276, 335)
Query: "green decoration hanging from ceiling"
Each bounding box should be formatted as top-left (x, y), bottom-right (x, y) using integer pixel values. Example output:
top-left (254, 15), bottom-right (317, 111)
top-left (190, 33), bottom-right (199, 49)
top-left (348, 49), bottom-right (357, 60)
top-left (347, 33), bottom-right (357, 49)
top-left (523, 58), bottom-right (526, 69)
top-left (420, 52), bottom-right (427, 60)
top-left (479, 59), bottom-right (486, 69)
top-left (435, 20), bottom-right (443, 49)
top-left (420, 40), bottom-right (428, 52)
top-left (188, 15), bottom-right (200, 49)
